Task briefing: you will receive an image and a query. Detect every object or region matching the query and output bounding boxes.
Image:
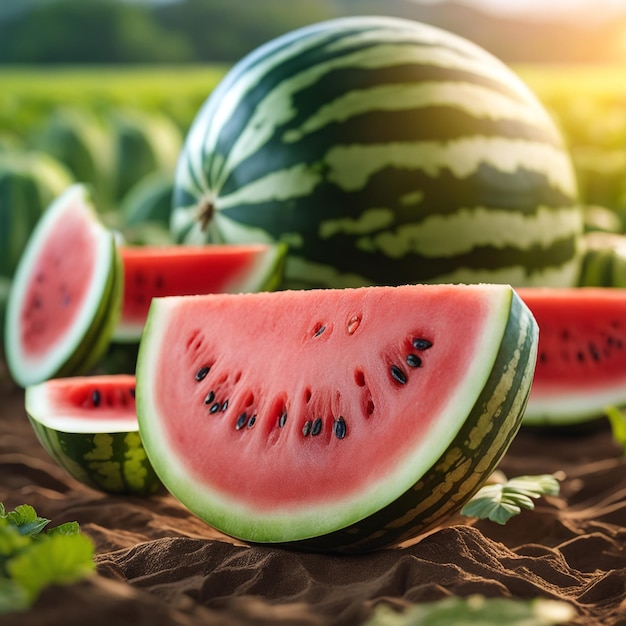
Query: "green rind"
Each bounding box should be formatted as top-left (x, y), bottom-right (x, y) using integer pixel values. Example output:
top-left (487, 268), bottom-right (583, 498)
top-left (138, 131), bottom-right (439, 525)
top-left (0, 151), bottom-right (73, 279)
top-left (172, 16), bottom-right (582, 289)
top-left (27, 416), bottom-right (161, 495)
top-left (112, 108), bottom-right (182, 201)
top-left (280, 290), bottom-right (537, 553)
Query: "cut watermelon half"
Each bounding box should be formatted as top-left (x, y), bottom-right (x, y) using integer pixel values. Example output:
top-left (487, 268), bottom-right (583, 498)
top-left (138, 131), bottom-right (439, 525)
top-left (25, 374), bottom-right (160, 494)
top-left (519, 287), bottom-right (626, 425)
top-left (136, 284), bottom-right (537, 553)
top-left (4, 184), bottom-right (122, 387)
top-left (114, 243), bottom-right (287, 342)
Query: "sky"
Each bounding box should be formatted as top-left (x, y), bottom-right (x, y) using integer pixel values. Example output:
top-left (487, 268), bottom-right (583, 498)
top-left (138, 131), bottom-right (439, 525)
top-left (422, 0), bottom-right (626, 22)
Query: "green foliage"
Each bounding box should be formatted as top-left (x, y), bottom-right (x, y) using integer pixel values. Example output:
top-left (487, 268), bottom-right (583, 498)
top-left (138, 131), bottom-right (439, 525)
top-left (365, 595), bottom-right (575, 626)
top-left (461, 475), bottom-right (561, 525)
top-left (604, 405), bottom-right (626, 453)
top-left (0, 502), bottom-right (95, 614)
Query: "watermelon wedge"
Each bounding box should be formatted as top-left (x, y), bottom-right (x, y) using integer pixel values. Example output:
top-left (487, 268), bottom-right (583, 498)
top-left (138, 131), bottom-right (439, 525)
top-left (25, 374), bottom-right (160, 494)
top-left (4, 184), bottom-right (122, 387)
top-left (114, 243), bottom-right (287, 342)
top-left (519, 287), bottom-right (626, 425)
top-left (136, 284), bottom-right (538, 553)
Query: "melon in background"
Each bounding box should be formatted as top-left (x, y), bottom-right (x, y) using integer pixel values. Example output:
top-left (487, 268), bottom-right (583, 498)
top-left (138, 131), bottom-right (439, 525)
top-left (172, 15), bottom-right (582, 289)
top-left (0, 150), bottom-right (74, 281)
top-left (137, 283), bottom-right (538, 553)
top-left (519, 287), bottom-right (626, 426)
top-left (111, 108), bottom-right (182, 202)
top-left (4, 184), bottom-right (122, 387)
top-left (31, 106), bottom-right (115, 212)
top-left (114, 243), bottom-right (287, 343)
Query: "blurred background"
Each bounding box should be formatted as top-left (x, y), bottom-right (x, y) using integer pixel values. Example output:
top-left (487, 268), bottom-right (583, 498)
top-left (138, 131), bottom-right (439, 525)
top-left (2, 0), bottom-right (626, 238)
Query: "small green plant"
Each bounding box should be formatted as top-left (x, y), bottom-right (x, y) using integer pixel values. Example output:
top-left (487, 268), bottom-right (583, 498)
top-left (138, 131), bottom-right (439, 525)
top-left (604, 405), bottom-right (626, 453)
top-left (0, 503), bottom-right (95, 614)
top-left (365, 595), bottom-right (575, 626)
top-left (461, 474), bottom-right (561, 525)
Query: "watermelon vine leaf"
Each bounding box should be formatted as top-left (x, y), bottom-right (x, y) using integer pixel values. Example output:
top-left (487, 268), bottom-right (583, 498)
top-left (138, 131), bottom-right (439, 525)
top-left (0, 503), bottom-right (95, 614)
top-left (461, 475), bottom-right (561, 525)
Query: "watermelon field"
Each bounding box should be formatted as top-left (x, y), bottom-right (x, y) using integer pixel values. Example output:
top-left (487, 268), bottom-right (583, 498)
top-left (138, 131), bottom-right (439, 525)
top-left (3, 53), bottom-right (626, 626)
top-left (1, 63), bottom-right (625, 206)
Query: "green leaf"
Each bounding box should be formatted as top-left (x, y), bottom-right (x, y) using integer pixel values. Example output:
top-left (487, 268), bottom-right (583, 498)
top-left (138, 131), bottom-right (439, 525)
top-left (0, 579), bottom-right (30, 614)
top-left (461, 474), bottom-right (560, 525)
top-left (365, 595), bottom-right (576, 626)
top-left (0, 521), bottom-right (30, 560)
top-left (605, 405), bottom-right (626, 452)
top-left (4, 505), bottom-right (50, 537)
top-left (6, 533), bottom-right (95, 604)
top-left (0, 503), bottom-right (95, 614)
top-left (47, 521), bottom-right (81, 537)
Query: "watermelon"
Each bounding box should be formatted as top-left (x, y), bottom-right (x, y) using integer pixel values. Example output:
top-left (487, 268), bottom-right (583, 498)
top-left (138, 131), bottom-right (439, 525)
top-left (577, 232), bottom-right (626, 288)
top-left (0, 150), bottom-right (74, 281)
top-left (136, 283), bottom-right (538, 553)
top-left (32, 106), bottom-right (114, 211)
top-left (4, 184), bottom-right (122, 387)
top-left (171, 16), bottom-right (582, 290)
top-left (121, 169), bottom-right (175, 231)
top-left (114, 243), bottom-right (287, 342)
top-left (519, 287), bottom-right (626, 425)
top-left (111, 108), bottom-right (182, 201)
top-left (25, 374), bottom-right (160, 494)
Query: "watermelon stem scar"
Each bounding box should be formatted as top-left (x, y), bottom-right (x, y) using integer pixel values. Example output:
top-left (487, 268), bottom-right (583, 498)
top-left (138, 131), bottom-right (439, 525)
top-left (196, 193), bottom-right (215, 231)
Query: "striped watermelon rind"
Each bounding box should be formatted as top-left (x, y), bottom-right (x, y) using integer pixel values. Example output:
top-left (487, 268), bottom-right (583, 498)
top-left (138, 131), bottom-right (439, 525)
top-left (172, 15), bottom-right (582, 290)
top-left (25, 375), bottom-right (161, 495)
top-left (0, 151), bottom-right (74, 280)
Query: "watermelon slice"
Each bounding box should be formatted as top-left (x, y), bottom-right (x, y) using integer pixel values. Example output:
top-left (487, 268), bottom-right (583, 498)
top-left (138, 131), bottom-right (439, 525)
top-left (114, 243), bottom-right (287, 342)
top-left (25, 374), bottom-right (160, 494)
top-left (4, 184), bottom-right (122, 387)
top-left (519, 287), bottom-right (626, 425)
top-left (136, 284), bottom-right (538, 553)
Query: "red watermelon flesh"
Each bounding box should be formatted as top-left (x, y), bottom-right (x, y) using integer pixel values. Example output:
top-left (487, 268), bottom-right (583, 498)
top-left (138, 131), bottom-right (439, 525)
top-left (518, 287), bottom-right (626, 425)
top-left (20, 200), bottom-right (97, 358)
top-left (136, 284), bottom-right (537, 551)
top-left (27, 374), bottom-right (137, 433)
top-left (4, 184), bottom-right (120, 387)
top-left (115, 244), bottom-right (285, 342)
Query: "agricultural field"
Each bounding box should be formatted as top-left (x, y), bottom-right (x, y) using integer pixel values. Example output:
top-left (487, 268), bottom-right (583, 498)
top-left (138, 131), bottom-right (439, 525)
top-left (2, 63), bottom-right (626, 219)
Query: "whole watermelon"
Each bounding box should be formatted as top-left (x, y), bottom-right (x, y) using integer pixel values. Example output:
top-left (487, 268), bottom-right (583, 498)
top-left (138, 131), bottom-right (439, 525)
top-left (172, 16), bottom-right (582, 289)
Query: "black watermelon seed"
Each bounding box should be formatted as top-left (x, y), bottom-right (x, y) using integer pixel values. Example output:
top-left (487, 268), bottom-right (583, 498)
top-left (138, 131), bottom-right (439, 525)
top-left (204, 390), bottom-right (215, 405)
top-left (236, 412), bottom-right (247, 430)
top-left (221, 400), bottom-right (229, 412)
top-left (390, 365), bottom-right (407, 384)
top-left (279, 411), bottom-right (288, 428)
top-left (413, 338), bottom-right (432, 351)
top-left (334, 416), bottom-right (347, 439)
top-left (92, 389), bottom-right (101, 407)
top-left (209, 402), bottom-right (221, 414)
top-left (195, 366), bottom-right (210, 381)
top-left (247, 415), bottom-right (257, 428)
top-left (302, 420), bottom-right (312, 436)
top-left (314, 325), bottom-right (326, 337)
top-left (311, 418), bottom-right (323, 436)
top-left (406, 354), bottom-right (422, 368)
